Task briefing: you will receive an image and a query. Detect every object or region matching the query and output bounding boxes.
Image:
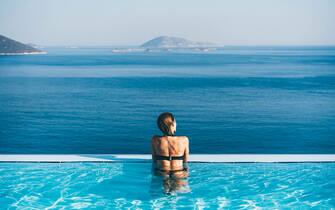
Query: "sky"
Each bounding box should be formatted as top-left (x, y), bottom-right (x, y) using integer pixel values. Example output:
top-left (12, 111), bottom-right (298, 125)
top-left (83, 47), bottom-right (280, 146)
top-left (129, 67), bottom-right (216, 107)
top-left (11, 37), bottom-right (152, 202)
top-left (0, 0), bottom-right (335, 46)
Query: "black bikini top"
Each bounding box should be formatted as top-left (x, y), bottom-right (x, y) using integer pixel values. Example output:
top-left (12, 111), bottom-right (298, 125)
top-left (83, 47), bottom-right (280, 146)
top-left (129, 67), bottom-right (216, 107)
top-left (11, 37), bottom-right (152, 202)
top-left (155, 155), bottom-right (184, 161)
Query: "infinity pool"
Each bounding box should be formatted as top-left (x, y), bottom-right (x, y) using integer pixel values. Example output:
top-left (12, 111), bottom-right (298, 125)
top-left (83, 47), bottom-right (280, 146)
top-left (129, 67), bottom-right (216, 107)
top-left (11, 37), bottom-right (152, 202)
top-left (1, 163), bottom-right (334, 209)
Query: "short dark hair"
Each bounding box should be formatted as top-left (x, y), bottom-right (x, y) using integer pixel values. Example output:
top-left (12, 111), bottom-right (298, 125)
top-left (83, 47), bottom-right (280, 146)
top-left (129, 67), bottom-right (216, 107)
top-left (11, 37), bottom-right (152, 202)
top-left (157, 112), bottom-right (175, 136)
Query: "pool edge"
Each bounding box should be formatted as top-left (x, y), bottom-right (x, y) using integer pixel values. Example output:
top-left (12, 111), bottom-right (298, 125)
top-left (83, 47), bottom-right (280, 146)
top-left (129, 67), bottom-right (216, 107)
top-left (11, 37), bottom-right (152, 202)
top-left (1, 154), bottom-right (335, 163)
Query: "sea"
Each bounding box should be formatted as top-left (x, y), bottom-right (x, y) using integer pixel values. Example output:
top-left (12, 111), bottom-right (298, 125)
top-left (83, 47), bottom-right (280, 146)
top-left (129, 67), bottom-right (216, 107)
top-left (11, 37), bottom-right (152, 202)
top-left (0, 46), bottom-right (334, 154)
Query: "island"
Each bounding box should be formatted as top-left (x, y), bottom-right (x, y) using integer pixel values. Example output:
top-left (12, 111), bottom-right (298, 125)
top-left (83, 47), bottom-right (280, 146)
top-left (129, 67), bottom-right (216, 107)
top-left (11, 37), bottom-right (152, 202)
top-left (111, 36), bottom-right (220, 53)
top-left (141, 36), bottom-right (217, 49)
top-left (0, 34), bottom-right (46, 55)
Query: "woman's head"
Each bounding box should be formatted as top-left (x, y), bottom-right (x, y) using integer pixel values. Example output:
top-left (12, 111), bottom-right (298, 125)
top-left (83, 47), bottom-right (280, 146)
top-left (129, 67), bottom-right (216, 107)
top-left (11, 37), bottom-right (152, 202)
top-left (157, 112), bottom-right (177, 136)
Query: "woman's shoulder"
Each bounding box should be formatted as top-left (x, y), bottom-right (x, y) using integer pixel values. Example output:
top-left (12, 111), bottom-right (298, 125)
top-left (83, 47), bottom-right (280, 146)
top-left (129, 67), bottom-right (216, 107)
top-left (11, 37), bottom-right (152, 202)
top-left (175, 135), bottom-right (189, 142)
top-left (151, 135), bottom-right (188, 140)
top-left (152, 135), bottom-right (163, 138)
top-left (151, 135), bottom-right (160, 141)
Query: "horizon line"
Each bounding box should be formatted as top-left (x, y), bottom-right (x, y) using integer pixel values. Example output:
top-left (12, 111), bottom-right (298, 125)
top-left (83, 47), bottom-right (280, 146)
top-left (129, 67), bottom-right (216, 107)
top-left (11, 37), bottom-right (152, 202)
top-left (37, 44), bottom-right (335, 47)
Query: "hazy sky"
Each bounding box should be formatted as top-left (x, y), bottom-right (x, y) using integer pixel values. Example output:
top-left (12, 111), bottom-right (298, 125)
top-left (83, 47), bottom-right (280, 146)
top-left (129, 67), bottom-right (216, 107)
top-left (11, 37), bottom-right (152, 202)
top-left (1, 0), bottom-right (334, 46)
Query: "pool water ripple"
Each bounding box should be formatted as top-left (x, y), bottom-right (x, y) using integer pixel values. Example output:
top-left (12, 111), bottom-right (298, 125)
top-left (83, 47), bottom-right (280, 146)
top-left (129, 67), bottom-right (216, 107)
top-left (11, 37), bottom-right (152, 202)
top-left (0, 162), bottom-right (334, 209)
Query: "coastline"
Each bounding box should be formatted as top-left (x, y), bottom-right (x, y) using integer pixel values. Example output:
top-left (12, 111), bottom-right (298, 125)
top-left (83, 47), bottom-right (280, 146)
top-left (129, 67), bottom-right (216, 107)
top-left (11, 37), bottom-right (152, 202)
top-left (0, 51), bottom-right (47, 55)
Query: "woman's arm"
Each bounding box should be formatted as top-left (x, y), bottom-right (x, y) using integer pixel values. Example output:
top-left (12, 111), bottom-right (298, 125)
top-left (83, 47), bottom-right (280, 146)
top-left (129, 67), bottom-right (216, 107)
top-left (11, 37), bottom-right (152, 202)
top-left (151, 136), bottom-right (156, 161)
top-left (183, 137), bottom-right (189, 170)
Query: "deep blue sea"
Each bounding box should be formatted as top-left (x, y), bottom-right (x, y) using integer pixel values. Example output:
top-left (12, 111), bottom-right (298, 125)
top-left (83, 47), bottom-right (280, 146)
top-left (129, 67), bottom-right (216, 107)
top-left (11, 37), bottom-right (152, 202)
top-left (0, 46), bottom-right (334, 154)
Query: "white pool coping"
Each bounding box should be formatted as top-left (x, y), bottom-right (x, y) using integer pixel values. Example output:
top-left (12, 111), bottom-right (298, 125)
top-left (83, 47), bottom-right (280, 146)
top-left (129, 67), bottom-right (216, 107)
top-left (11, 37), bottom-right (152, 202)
top-left (0, 154), bottom-right (335, 163)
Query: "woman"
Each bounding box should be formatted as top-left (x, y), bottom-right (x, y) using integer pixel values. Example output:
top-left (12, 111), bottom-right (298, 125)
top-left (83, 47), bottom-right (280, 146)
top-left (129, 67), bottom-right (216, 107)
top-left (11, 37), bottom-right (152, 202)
top-left (151, 112), bottom-right (189, 179)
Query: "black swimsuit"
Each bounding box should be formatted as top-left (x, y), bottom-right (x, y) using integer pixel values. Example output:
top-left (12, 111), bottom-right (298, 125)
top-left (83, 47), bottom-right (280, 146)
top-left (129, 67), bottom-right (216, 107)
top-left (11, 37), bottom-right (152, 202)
top-left (155, 155), bottom-right (184, 161)
top-left (155, 155), bottom-right (186, 174)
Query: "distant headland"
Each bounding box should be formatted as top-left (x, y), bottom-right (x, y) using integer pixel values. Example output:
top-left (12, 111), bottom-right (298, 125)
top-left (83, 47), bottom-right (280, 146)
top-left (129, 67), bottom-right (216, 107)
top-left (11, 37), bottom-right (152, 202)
top-left (0, 34), bottom-right (46, 55)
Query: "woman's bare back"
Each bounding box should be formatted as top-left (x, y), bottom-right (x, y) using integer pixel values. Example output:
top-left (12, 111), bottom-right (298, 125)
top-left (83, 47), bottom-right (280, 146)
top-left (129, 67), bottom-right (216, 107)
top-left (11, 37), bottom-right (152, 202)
top-left (152, 135), bottom-right (189, 172)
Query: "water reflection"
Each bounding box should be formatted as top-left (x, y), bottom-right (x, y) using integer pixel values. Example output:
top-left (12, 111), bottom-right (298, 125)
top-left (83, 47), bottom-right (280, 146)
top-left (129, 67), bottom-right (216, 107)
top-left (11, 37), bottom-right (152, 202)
top-left (150, 165), bottom-right (191, 196)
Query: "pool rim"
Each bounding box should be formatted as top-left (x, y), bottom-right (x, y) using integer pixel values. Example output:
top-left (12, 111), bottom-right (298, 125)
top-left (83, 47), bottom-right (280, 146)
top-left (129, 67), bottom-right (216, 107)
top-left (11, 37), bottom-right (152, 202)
top-left (0, 154), bottom-right (335, 163)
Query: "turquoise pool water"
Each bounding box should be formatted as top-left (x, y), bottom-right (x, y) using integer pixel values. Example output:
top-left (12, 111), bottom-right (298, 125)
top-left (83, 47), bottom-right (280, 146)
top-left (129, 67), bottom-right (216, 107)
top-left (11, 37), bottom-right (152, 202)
top-left (1, 163), bottom-right (334, 209)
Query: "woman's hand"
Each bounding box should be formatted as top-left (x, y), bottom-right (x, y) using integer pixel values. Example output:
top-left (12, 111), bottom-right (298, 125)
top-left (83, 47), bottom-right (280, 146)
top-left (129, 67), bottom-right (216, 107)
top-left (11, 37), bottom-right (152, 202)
top-left (183, 162), bottom-right (189, 171)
